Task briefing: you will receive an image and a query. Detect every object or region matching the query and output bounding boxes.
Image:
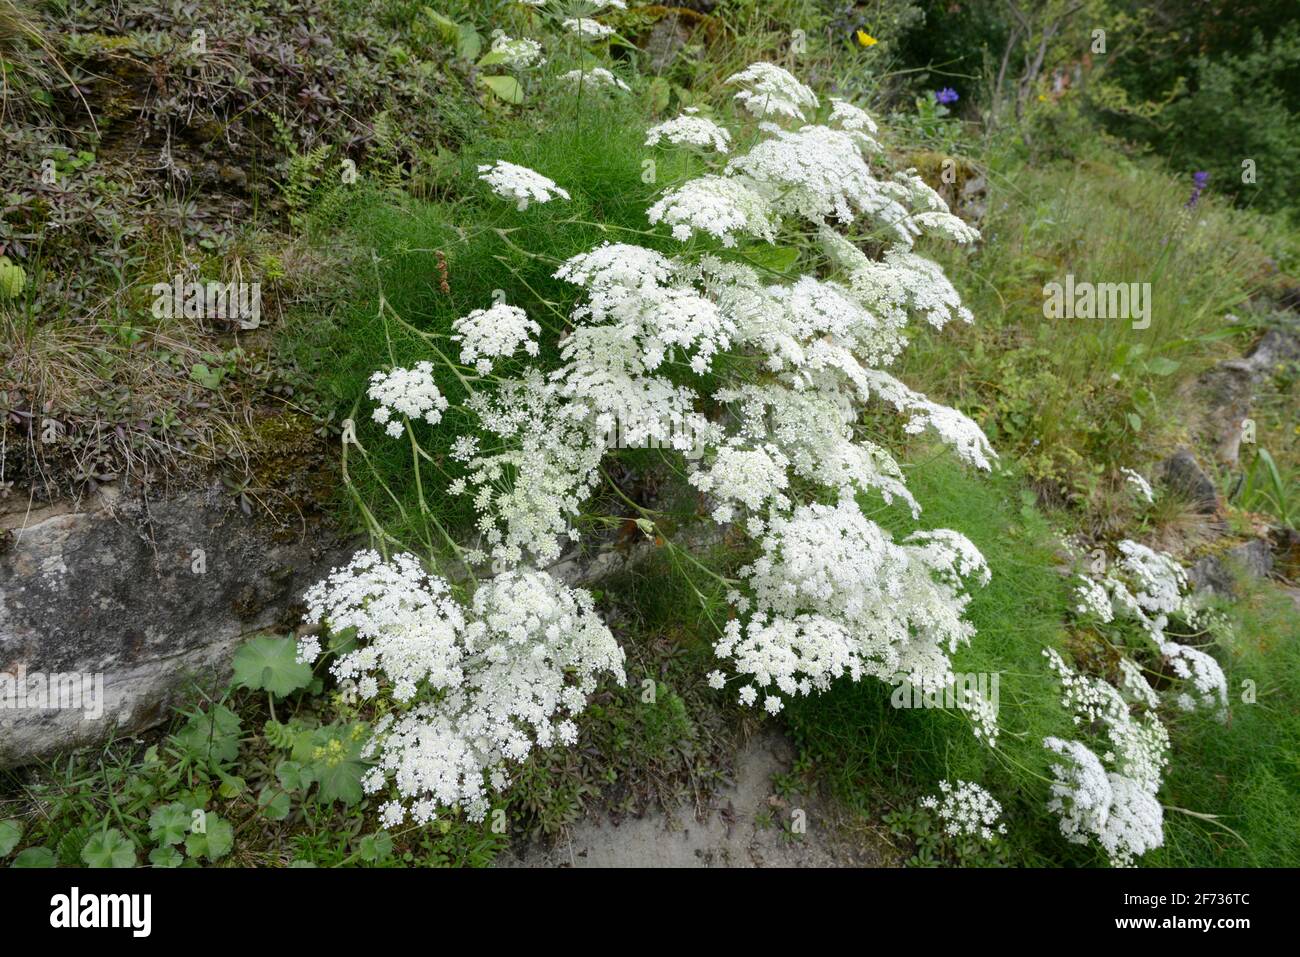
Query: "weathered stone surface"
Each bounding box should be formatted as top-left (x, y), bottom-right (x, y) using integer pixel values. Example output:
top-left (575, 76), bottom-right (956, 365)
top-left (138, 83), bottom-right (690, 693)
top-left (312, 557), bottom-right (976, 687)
top-left (1159, 448), bottom-right (1220, 513)
top-left (0, 483), bottom-right (355, 767)
top-left (1245, 326), bottom-right (1300, 375)
top-left (1190, 325), bottom-right (1298, 466)
top-left (644, 14), bottom-right (692, 73)
top-left (496, 731), bottom-right (888, 868)
top-left (1187, 539), bottom-right (1274, 599)
top-left (1193, 360), bottom-right (1254, 466)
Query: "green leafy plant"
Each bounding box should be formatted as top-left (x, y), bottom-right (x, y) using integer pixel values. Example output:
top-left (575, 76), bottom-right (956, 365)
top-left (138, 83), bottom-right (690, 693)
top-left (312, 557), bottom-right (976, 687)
top-left (232, 634), bottom-right (314, 698)
top-left (81, 828), bottom-right (138, 868)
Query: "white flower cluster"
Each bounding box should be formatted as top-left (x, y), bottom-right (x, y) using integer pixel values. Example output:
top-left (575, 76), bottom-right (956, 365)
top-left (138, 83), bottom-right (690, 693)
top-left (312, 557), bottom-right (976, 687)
top-left (1042, 648), bottom-right (1169, 867)
top-left (477, 160), bottom-right (571, 211)
top-left (562, 18), bottom-right (614, 40)
top-left (317, 63), bottom-right (998, 826)
top-left (1043, 737), bottom-right (1165, 868)
top-left (715, 500), bottom-right (989, 716)
top-left (688, 440), bottom-right (790, 523)
top-left (644, 85), bottom-right (978, 261)
top-left (828, 98), bottom-right (882, 153)
top-left (301, 552), bottom-right (624, 824)
top-left (368, 362), bottom-right (448, 438)
top-left (726, 126), bottom-right (900, 228)
top-left (559, 66), bottom-right (629, 93)
top-left (645, 110), bottom-right (732, 153)
top-left (920, 779), bottom-right (1008, 841)
top-left (1072, 541), bottom-right (1227, 717)
top-left (556, 241), bottom-right (734, 375)
top-left (453, 369), bottom-right (606, 566)
top-left (489, 34), bottom-right (544, 69)
top-left (451, 301), bottom-right (541, 374)
top-left (1163, 641), bottom-right (1229, 715)
top-left (1121, 467), bottom-right (1155, 504)
top-left (648, 175), bottom-right (774, 247)
top-left (727, 62), bottom-right (819, 121)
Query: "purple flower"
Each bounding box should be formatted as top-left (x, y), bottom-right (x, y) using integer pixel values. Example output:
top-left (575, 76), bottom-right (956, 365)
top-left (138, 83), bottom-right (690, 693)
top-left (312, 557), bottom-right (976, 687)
top-left (1186, 170), bottom-right (1209, 208)
top-left (934, 88), bottom-right (959, 105)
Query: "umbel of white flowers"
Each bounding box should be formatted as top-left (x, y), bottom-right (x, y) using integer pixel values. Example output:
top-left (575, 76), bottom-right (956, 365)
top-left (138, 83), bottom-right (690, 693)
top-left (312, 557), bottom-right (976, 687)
top-left (1042, 537), bottom-right (1230, 866)
top-left (301, 62), bottom-right (1000, 827)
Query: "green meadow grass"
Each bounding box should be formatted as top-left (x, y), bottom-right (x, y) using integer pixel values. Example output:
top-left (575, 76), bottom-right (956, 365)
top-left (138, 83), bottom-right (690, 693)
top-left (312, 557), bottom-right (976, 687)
top-left (1152, 582), bottom-right (1300, 867)
top-left (897, 158), bottom-right (1281, 499)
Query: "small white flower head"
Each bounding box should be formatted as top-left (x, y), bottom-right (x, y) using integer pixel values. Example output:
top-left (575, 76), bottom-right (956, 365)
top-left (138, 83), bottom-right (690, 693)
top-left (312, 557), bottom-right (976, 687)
top-left (924, 779), bottom-right (1007, 841)
top-left (725, 126), bottom-right (902, 229)
top-left (828, 98), bottom-right (884, 154)
top-left (559, 67), bottom-right (629, 93)
top-left (563, 17), bottom-right (614, 40)
top-left (648, 175), bottom-right (776, 247)
top-left (714, 499), bottom-right (989, 709)
top-left (1073, 574), bottom-right (1114, 621)
top-left (828, 97), bottom-right (879, 135)
top-left (1088, 539), bottom-right (1195, 645)
top-left (368, 361), bottom-right (449, 437)
top-left (477, 160), bottom-right (571, 211)
top-left (1120, 467), bottom-right (1155, 504)
top-left (689, 440), bottom-right (790, 519)
top-left (452, 302), bottom-right (541, 374)
top-left (645, 113), bottom-right (732, 153)
top-left (295, 635), bottom-right (321, 665)
top-left (706, 670), bottom-right (726, 690)
top-left (1043, 736), bottom-right (1165, 867)
top-left (1159, 640), bottom-right (1228, 718)
top-left (1118, 657), bottom-right (1160, 709)
top-left (488, 34), bottom-right (545, 70)
top-left (555, 241), bottom-right (677, 292)
top-left (726, 62), bottom-right (819, 121)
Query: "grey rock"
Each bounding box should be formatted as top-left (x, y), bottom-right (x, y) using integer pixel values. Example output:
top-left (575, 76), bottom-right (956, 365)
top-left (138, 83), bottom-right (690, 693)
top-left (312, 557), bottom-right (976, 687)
top-left (644, 15), bottom-right (692, 73)
top-left (1159, 448), bottom-right (1219, 513)
top-left (1190, 326), bottom-right (1298, 466)
top-left (0, 483), bottom-right (355, 768)
top-left (1244, 327), bottom-right (1300, 376)
top-left (1193, 360), bottom-right (1254, 465)
top-left (1187, 539), bottom-right (1274, 599)
top-left (496, 731), bottom-right (887, 868)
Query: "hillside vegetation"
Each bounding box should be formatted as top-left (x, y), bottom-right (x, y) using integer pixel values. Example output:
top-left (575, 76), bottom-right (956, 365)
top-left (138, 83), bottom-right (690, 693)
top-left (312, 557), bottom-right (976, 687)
top-left (1, 0), bottom-right (1297, 870)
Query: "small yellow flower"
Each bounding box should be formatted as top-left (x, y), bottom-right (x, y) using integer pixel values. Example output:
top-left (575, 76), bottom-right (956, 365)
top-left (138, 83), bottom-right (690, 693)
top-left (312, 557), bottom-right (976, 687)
top-left (856, 30), bottom-right (878, 47)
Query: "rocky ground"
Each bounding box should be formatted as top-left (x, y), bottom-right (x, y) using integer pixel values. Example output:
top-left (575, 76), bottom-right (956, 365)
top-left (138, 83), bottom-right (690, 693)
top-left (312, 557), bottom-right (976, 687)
top-left (498, 730), bottom-right (890, 868)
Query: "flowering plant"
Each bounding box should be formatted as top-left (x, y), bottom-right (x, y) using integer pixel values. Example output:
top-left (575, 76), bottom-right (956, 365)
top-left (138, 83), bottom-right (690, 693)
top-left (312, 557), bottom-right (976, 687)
top-left (301, 61), bottom-right (1000, 826)
top-left (1045, 538), bottom-right (1232, 864)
